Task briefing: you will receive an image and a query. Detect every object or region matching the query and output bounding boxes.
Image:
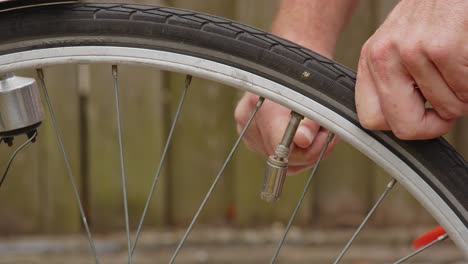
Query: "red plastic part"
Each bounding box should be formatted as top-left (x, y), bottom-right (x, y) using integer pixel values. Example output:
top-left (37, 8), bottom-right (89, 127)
top-left (412, 226), bottom-right (446, 249)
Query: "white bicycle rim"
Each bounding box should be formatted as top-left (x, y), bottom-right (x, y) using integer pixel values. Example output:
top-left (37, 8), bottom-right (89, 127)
top-left (0, 46), bottom-right (467, 256)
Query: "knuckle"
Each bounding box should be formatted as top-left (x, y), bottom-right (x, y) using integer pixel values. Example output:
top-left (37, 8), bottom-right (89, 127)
top-left (429, 98), bottom-right (465, 120)
top-left (390, 118), bottom-right (424, 140)
top-left (368, 40), bottom-right (395, 65)
top-left (360, 41), bottom-right (371, 57)
top-left (435, 105), bottom-right (464, 120)
top-left (425, 42), bottom-right (453, 63)
top-left (400, 43), bottom-right (423, 66)
top-left (439, 110), bottom-right (458, 120)
top-left (359, 114), bottom-right (387, 130)
top-left (392, 125), bottom-right (418, 140)
top-left (454, 88), bottom-right (468, 103)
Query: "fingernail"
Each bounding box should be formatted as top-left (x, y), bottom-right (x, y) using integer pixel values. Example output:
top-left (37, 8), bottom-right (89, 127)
top-left (297, 126), bottom-right (314, 145)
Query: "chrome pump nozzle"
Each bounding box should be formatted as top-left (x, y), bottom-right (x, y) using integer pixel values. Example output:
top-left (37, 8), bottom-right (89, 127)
top-left (260, 111), bottom-right (303, 202)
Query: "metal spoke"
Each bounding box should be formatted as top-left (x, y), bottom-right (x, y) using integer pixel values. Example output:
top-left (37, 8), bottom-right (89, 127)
top-left (393, 234), bottom-right (448, 264)
top-left (168, 97), bottom-right (265, 264)
top-left (270, 132), bottom-right (335, 264)
top-left (36, 69), bottom-right (100, 264)
top-left (112, 65), bottom-right (132, 264)
top-left (333, 178), bottom-right (397, 264)
top-left (131, 75), bottom-right (192, 257)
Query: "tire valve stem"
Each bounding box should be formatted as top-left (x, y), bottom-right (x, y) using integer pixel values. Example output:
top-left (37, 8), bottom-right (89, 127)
top-left (260, 111), bottom-right (303, 203)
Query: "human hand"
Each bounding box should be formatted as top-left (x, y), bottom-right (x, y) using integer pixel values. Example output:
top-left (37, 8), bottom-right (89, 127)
top-left (356, 0), bottom-right (468, 139)
top-left (234, 93), bottom-right (337, 175)
top-left (233, 0), bottom-right (357, 175)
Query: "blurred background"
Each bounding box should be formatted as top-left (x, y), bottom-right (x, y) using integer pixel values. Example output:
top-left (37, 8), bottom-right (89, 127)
top-left (0, 0), bottom-right (467, 263)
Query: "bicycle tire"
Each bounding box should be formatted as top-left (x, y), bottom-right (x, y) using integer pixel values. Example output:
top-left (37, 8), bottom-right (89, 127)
top-left (0, 2), bottom-right (466, 255)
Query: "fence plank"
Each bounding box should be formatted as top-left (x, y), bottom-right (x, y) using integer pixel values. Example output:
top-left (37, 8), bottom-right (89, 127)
top-left (165, 75), bottom-right (238, 225)
top-left (87, 64), bottom-right (122, 232)
top-left (0, 144), bottom-right (41, 233)
top-left (87, 64), bottom-right (166, 231)
top-left (121, 67), bottom-right (167, 228)
top-left (165, 0), bottom-right (238, 226)
top-left (234, 0), bottom-right (276, 226)
top-left (0, 67), bottom-right (82, 234)
top-left (0, 70), bottom-right (42, 234)
top-left (314, 0), bottom-right (375, 227)
top-left (38, 66), bottom-right (82, 233)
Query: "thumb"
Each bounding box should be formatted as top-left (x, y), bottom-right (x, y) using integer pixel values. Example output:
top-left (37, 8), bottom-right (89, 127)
top-left (293, 119), bottom-right (321, 149)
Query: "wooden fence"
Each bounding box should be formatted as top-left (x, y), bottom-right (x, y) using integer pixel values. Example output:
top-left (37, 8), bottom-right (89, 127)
top-left (0, 0), bottom-right (467, 234)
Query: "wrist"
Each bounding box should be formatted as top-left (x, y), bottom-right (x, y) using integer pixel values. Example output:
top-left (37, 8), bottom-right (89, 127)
top-left (271, 0), bottom-right (360, 59)
top-left (271, 30), bottom-right (335, 58)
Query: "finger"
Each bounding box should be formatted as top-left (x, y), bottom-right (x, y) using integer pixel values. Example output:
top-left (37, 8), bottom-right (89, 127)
top-left (293, 119), bottom-right (321, 149)
top-left (288, 129), bottom-right (337, 166)
top-left (287, 132), bottom-right (338, 176)
top-left (254, 100), bottom-right (294, 155)
top-left (234, 92), bottom-right (258, 132)
top-left (287, 165), bottom-right (311, 175)
top-left (429, 43), bottom-right (468, 105)
top-left (367, 43), bottom-right (453, 139)
top-left (400, 46), bottom-right (467, 120)
top-left (355, 45), bottom-right (391, 130)
top-left (235, 93), bottom-right (266, 153)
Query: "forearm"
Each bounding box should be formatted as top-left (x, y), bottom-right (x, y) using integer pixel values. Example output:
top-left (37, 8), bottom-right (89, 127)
top-left (272, 0), bottom-right (359, 57)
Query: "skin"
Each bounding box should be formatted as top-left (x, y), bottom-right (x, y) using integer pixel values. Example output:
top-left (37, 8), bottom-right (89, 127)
top-left (235, 0), bottom-right (468, 174)
top-left (356, 0), bottom-right (468, 139)
top-left (235, 0), bottom-right (358, 174)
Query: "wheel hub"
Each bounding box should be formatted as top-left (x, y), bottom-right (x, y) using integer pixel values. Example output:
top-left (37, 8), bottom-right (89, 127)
top-left (0, 73), bottom-right (43, 144)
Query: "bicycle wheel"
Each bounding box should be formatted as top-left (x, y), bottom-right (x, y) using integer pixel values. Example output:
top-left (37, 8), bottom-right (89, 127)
top-left (0, 2), bottom-right (466, 262)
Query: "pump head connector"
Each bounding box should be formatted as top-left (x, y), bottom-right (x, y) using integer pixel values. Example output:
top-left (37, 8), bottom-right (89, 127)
top-left (260, 112), bottom-right (303, 202)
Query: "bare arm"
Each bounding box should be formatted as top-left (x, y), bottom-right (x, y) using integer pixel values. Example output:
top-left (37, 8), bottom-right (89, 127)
top-left (272, 0), bottom-right (359, 57)
top-left (235, 0), bottom-right (359, 175)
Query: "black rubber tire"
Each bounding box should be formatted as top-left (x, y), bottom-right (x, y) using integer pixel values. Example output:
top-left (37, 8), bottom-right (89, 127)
top-left (0, 3), bottom-right (467, 227)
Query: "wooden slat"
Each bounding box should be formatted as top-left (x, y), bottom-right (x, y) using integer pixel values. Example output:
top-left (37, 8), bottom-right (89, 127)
top-left (0, 69), bottom-right (42, 234)
top-left (314, 0), bottom-right (375, 227)
top-left (38, 66), bottom-right (82, 233)
top-left (87, 64), bottom-right (121, 232)
top-left (164, 0), bottom-right (239, 226)
top-left (372, 172), bottom-right (436, 227)
top-left (233, 0), bottom-right (276, 226)
top-left (0, 136), bottom-right (41, 233)
top-left (165, 75), bottom-right (240, 225)
top-left (0, 66), bottom-right (82, 234)
top-left (120, 66), bottom-right (167, 229)
top-left (87, 64), bottom-right (166, 231)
